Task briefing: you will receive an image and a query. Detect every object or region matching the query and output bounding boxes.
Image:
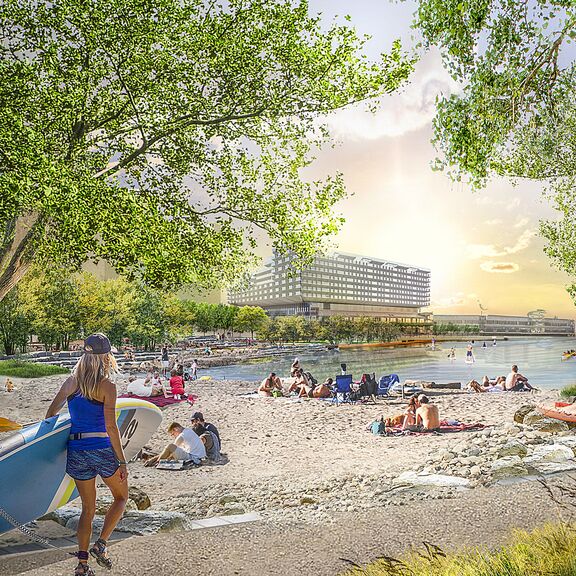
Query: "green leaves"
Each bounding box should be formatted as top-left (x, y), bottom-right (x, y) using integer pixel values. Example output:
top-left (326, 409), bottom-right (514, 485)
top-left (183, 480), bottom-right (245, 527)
top-left (414, 0), bottom-right (576, 300)
top-left (0, 0), bottom-right (414, 298)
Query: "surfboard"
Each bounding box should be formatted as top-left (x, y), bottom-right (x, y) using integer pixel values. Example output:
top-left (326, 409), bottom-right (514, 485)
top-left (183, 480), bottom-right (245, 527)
top-left (0, 398), bottom-right (162, 535)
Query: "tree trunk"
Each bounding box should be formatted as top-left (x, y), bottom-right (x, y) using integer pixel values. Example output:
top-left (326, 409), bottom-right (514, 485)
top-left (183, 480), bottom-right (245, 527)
top-left (0, 213), bottom-right (40, 302)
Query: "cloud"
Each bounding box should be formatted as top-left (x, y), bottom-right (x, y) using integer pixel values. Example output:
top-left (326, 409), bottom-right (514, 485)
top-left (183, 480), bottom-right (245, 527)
top-left (325, 52), bottom-right (459, 140)
top-left (514, 217), bottom-right (530, 228)
top-left (480, 261), bottom-right (520, 273)
top-left (432, 293), bottom-right (467, 309)
top-left (485, 218), bottom-right (503, 226)
top-left (466, 229), bottom-right (536, 259)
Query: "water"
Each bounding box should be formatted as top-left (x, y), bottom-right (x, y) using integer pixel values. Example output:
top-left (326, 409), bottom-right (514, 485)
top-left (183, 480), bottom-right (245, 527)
top-left (201, 337), bottom-right (576, 389)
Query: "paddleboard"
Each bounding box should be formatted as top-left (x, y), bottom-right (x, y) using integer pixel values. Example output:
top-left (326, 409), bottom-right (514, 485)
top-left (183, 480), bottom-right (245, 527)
top-left (537, 402), bottom-right (576, 423)
top-left (0, 398), bottom-right (162, 535)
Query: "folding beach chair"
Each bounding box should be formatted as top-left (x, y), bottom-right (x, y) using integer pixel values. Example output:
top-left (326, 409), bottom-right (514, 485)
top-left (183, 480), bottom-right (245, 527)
top-left (334, 374), bottom-right (353, 404)
top-left (377, 374), bottom-right (400, 397)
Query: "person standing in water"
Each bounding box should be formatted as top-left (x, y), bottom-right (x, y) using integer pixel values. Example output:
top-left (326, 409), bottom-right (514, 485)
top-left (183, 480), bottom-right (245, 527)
top-left (45, 334), bottom-right (128, 576)
top-left (466, 342), bottom-right (475, 363)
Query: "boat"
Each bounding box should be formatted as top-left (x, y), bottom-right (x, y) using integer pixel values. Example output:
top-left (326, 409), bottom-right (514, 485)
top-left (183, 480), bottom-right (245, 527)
top-left (537, 401), bottom-right (576, 423)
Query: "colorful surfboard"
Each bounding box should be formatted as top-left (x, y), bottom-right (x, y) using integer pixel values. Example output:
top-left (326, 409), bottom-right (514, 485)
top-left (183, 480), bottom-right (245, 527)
top-left (0, 398), bottom-right (162, 535)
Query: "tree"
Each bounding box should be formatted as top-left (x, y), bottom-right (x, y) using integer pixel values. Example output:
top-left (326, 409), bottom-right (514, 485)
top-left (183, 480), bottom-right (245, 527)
top-left (128, 285), bottom-right (168, 350)
top-left (413, 1), bottom-right (576, 294)
top-left (234, 306), bottom-right (268, 339)
top-left (19, 268), bottom-right (81, 350)
top-left (0, 0), bottom-right (414, 301)
top-left (0, 287), bottom-right (31, 355)
top-left (76, 273), bottom-right (135, 346)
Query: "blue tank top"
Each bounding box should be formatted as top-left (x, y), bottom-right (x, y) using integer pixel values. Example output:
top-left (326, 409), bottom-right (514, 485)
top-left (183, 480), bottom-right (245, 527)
top-left (67, 390), bottom-right (111, 451)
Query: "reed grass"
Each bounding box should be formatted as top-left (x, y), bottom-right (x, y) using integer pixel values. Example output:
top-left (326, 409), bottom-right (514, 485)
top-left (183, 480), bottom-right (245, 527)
top-left (560, 384), bottom-right (576, 398)
top-left (0, 360), bottom-right (69, 378)
top-left (345, 523), bottom-right (576, 576)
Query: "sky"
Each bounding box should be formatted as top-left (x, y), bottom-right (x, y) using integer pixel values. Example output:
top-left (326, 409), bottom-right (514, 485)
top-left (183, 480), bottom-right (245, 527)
top-left (268, 0), bottom-right (576, 319)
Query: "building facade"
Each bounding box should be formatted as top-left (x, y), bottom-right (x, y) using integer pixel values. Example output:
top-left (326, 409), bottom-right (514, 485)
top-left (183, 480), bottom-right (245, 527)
top-left (434, 313), bottom-right (575, 336)
top-left (228, 251), bottom-right (431, 327)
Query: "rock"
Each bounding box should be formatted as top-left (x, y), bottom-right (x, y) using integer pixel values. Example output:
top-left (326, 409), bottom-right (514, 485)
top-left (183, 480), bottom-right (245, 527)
top-left (395, 471), bottom-right (470, 489)
top-left (116, 510), bottom-right (191, 535)
top-left (553, 436), bottom-right (576, 456)
top-left (498, 440), bottom-right (528, 458)
top-left (514, 405), bottom-right (536, 424)
top-left (222, 505), bottom-right (246, 516)
top-left (438, 449), bottom-right (455, 462)
top-left (219, 494), bottom-right (240, 506)
top-left (490, 456), bottom-right (529, 481)
top-left (129, 486), bottom-right (151, 510)
top-left (95, 496), bottom-right (137, 515)
top-left (299, 496), bottom-right (317, 505)
top-left (525, 444), bottom-right (574, 463)
top-left (532, 419), bottom-right (570, 434)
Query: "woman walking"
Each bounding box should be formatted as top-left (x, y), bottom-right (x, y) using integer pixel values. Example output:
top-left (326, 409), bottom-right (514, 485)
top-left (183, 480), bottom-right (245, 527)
top-left (46, 333), bottom-right (128, 576)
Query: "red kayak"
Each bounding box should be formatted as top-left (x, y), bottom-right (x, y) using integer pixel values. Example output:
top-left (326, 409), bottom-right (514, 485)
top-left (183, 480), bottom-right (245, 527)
top-left (537, 401), bottom-right (576, 423)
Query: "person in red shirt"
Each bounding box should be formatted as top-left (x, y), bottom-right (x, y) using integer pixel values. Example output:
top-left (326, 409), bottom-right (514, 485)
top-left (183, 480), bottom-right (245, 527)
top-left (169, 369), bottom-right (186, 399)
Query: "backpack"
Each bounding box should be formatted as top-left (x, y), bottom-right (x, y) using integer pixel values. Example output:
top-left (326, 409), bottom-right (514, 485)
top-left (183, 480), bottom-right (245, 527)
top-left (371, 420), bottom-right (386, 435)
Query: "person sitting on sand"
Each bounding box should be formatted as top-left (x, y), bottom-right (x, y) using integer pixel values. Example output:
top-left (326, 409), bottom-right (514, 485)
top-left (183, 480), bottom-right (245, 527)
top-left (191, 422), bottom-right (221, 463)
top-left (401, 395), bottom-right (420, 428)
top-left (191, 411), bottom-right (221, 447)
top-left (259, 372), bottom-right (283, 397)
top-left (169, 369), bottom-right (186, 399)
top-left (312, 377), bottom-right (333, 398)
top-left (405, 395), bottom-right (440, 432)
top-left (296, 370), bottom-right (314, 398)
top-left (505, 365), bottom-right (533, 392)
top-left (290, 358), bottom-right (301, 377)
top-left (287, 369), bottom-right (310, 396)
top-left (145, 422), bottom-right (206, 467)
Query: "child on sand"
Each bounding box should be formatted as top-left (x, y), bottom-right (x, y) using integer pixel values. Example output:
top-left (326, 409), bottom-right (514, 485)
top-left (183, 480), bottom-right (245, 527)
top-left (169, 369), bottom-right (186, 399)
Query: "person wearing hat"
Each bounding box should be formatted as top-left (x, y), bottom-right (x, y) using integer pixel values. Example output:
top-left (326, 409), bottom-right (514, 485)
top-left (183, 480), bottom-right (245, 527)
top-left (45, 333), bottom-right (128, 576)
top-left (191, 411), bottom-right (221, 447)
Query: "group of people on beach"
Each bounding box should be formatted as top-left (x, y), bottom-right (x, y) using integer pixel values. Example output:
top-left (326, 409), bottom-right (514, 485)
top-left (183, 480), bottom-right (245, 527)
top-left (466, 364), bottom-right (534, 393)
top-left (373, 393), bottom-right (441, 433)
top-left (145, 411), bottom-right (222, 467)
top-left (258, 357), bottom-right (334, 398)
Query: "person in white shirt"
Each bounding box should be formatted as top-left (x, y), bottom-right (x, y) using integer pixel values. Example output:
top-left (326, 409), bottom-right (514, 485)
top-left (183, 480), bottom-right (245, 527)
top-left (144, 422), bottom-right (206, 467)
top-left (127, 372), bottom-right (163, 397)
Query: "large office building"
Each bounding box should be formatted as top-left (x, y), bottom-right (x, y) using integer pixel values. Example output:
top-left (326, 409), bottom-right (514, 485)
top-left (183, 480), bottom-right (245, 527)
top-left (228, 251), bottom-right (431, 327)
top-left (434, 312), bottom-right (575, 336)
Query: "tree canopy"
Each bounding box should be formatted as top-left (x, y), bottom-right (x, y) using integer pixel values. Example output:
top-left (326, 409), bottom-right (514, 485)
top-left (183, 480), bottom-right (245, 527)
top-left (0, 0), bottom-right (414, 301)
top-left (413, 0), bottom-right (576, 295)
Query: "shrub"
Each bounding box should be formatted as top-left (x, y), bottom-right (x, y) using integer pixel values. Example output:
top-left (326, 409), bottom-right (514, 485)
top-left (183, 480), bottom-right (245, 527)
top-left (0, 360), bottom-right (69, 378)
top-left (345, 522), bottom-right (576, 576)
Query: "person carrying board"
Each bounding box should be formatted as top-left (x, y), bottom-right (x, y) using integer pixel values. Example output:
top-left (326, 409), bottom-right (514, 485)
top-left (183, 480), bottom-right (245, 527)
top-left (46, 333), bottom-right (128, 576)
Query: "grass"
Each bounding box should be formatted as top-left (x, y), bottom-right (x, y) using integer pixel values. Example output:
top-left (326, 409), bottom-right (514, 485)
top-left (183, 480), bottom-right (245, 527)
top-left (560, 384), bottom-right (576, 398)
top-left (344, 523), bottom-right (576, 576)
top-left (0, 360), bottom-right (69, 378)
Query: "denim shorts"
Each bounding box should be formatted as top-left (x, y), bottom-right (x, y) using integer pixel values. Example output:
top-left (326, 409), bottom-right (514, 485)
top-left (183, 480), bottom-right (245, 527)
top-left (66, 447), bottom-right (119, 481)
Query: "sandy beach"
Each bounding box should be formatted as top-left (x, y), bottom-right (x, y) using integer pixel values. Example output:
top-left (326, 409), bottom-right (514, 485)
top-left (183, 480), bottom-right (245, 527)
top-left (0, 373), bottom-right (571, 575)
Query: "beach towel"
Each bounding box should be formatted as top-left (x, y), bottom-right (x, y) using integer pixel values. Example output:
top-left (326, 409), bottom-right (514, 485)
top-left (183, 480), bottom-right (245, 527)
top-left (119, 393), bottom-right (198, 408)
top-left (155, 458), bottom-right (202, 470)
top-left (380, 420), bottom-right (486, 437)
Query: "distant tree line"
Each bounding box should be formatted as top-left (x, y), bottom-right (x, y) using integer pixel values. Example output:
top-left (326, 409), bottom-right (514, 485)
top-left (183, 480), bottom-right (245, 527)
top-left (432, 322), bottom-right (480, 335)
top-left (0, 268), bottom-right (269, 354)
top-left (0, 268), bottom-right (432, 355)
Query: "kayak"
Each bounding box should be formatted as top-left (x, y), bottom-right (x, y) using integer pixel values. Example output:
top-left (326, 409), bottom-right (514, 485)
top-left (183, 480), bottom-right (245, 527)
top-left (537, 401), bottom-right (576, 423)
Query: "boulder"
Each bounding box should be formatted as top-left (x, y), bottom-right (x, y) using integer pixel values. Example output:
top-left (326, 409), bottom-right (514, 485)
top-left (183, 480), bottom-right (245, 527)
top-left (525, 444), bottom-right (574, 463)
top-left (95, 496), bottom-right (137, 515)
top-left (533, 419), bottom-right (570, 434)
top-left (490, 456), bottom-right (529, 481)
top-left (514, 405), bottom-right (536, 424)
top-left (395, 471), bottom-right (470, 489)
top-left (498, 440), bottom-right (528, 458)
top-left (553, 436), bottom-right (576, 456)
top-left (129, 486), bottom-right (152, 510)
